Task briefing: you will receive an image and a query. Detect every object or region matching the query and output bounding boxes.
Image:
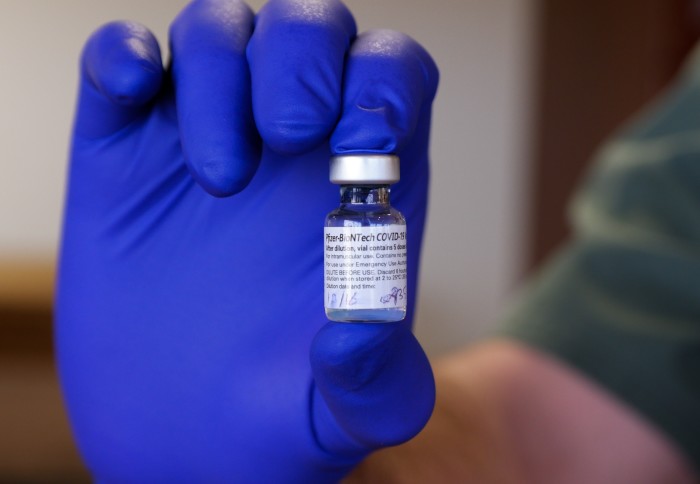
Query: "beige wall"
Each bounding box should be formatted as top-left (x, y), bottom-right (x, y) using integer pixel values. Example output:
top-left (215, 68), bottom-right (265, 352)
top-left (0, 0), bottom-right (536, 355)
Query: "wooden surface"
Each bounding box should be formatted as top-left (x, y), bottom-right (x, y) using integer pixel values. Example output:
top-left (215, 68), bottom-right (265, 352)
top-left (0, 259), bottom-right (89, 480)
top-left (0, 260), bottom-right (55, 356)
top-left (0, 259), bottom-right (54, 310)
top-left (0, 357), bottom-right (89, 481)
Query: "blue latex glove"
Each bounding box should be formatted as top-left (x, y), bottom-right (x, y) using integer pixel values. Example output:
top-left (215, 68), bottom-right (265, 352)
top-left (56, 0), bottom-right (439, 481)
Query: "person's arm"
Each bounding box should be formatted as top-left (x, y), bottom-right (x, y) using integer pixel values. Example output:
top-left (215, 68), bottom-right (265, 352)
top-left (347, 340), bottom-right (695, 483)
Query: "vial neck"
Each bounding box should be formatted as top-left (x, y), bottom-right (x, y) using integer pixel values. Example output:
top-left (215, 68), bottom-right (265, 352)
top-left (340, 185), bottom-right (390, 205)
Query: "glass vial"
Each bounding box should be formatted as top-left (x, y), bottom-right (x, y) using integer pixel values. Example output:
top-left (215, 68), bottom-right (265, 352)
top-left (324, 155), bottom-right (407, 322)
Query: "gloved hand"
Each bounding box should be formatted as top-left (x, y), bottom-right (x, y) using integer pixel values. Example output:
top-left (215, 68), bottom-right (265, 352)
top-left (56, 0), bottom-right (439, 481)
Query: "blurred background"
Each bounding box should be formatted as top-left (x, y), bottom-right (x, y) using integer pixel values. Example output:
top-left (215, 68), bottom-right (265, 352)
top-left (1, 0), bottom-right (697, 480)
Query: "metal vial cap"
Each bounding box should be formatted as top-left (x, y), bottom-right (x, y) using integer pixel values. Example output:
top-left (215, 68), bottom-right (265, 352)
top-left (329, 154), bottom-right (400, 184)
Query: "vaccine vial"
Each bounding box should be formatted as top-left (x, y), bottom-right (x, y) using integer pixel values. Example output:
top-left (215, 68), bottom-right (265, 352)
top-left (324, 155), bottom-right (407, 322)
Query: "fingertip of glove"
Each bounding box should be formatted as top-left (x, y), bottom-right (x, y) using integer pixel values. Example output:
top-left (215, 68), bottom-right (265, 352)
top-left (84, 21), bottom-right (163, 106)
top-left (188, 157), bottom-right (259, 197)
top-left (103, 61), bottom-right (162, 107)
top-left (258, 117), bottom-right (334, 156)
top-left (329, 30), bottom-right (438, 155)
top-left (352, 29), bottom-right (439, 99)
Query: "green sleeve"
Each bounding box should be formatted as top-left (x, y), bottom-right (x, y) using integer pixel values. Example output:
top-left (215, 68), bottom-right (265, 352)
top-left (501, 47), bottom-right (700, 471)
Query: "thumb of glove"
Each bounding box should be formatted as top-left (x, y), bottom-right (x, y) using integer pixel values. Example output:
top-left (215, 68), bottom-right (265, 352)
top-left (310, 321), bottom-right (435, 457)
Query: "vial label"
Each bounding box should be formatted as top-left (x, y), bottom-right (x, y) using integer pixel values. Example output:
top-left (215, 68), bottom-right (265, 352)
top-left (324, 225), bottom-right (407, 310)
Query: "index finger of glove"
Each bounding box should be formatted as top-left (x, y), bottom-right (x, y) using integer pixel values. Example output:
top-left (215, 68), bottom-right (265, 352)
top-left (170, 0), bottom-right (260, 197)
top-left (331, 30), bottom-right (439, 156)
top-left (246, 0), bottom-right (356, 156)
